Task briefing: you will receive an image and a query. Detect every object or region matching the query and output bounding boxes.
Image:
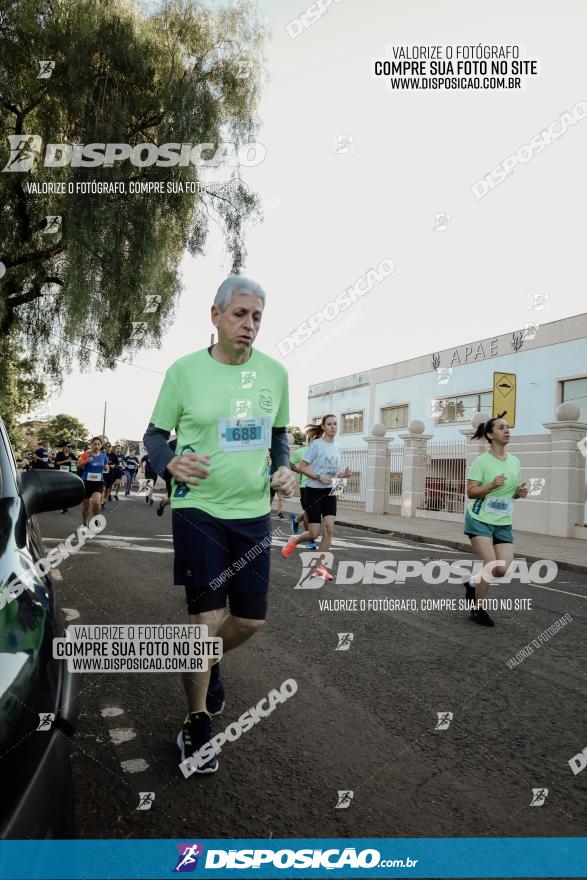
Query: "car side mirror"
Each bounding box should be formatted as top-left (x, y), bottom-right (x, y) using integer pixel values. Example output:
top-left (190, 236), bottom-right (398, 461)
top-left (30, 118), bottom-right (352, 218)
top-left (18, 469), bottom-right (85, 517)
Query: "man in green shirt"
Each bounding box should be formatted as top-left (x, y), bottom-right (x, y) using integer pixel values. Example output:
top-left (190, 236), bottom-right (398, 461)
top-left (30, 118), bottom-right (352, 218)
top-left (144, 275), bottom-right (296, 775)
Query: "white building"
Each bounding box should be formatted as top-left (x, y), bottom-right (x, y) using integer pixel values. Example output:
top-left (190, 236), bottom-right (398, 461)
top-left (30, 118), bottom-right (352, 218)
top-left (307, 314), bottom-right (587, 445)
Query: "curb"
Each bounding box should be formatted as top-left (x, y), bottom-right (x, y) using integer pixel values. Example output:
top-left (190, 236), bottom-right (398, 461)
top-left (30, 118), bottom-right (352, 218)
top-left (334, 519), bottom-right (587, 576)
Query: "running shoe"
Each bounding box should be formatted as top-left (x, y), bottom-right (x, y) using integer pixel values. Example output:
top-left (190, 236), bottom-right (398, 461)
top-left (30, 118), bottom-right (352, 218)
top-left (176, 711), bottom-right (218, 774)
top-left (313, 564), bottom-right (333, 581)
top-left (101, 503), bottom-right (106, 510)
top-left (470, 607), bottom-right (495, 627)
top-left (145, 495), bottom-right (149, 504)
top-left (114, 495), bottom-right (119, 501)
top-left (464, 579), bottom-right (476, 603)
top-left (206, 662), bottom-right (225, 716)
top-left (306, 540), bottom-right (318, 550)
top-left (290, 513), bottom-right (299, 534)
top-left (282, 538), bottom-right (297, 559)
top-left (149, 498), bottom-right (154, 506)
top-left (156, 500), bottom-right (165, 517)
top-left (277, 511), bottom-right (284, 519)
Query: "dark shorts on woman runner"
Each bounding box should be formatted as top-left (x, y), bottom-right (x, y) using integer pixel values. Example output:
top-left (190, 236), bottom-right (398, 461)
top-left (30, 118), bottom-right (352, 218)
top-left (304, 486), bottom-right (337, 524)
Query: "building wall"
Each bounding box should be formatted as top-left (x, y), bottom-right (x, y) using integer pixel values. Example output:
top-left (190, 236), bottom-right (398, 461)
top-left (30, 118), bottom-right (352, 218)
top-left (308, 317), bottom-right (586, 448)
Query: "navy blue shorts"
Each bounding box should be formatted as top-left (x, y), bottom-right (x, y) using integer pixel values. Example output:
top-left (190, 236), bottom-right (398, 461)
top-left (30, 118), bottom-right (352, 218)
top-left (172, 507), bottom-right (271, 619)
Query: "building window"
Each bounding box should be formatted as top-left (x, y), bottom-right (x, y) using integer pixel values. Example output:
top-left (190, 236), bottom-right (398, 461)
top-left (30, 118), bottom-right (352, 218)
top-left (433, 392), bottom-right (493, 425)
top-left (340, 411), bottom-right (363, 433)
top-left (562, 377), bottom-right (587, 422)
top-left (381, 404), bottom-right (408, 430)
top-left (479, 391), bottom-right (493, 414)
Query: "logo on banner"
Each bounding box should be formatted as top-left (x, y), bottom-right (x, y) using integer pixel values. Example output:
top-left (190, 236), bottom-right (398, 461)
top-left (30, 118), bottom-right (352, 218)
top-left (174, 843), bottom-right (204, 872)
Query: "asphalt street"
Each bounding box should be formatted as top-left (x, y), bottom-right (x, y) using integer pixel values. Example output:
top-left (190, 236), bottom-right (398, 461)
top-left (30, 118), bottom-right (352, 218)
top-left (38, 493), bottom-right (587, 841)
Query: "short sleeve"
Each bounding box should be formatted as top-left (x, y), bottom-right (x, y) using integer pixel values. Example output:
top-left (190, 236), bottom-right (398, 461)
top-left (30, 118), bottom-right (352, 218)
top-left (150, 368), bottom-right (182, 432)
top-left (467, 457), bottom-right (485, 483)
top-left (273, 369), bottom-right (289, 428)
top-left (290, 448), bottom-right (304, 466)
top-left (303, 440), bottom-right (318, 466)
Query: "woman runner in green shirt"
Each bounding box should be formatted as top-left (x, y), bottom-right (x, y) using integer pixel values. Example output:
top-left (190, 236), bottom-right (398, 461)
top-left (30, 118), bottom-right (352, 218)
top-left (464, 414), bottom-right (528, 627)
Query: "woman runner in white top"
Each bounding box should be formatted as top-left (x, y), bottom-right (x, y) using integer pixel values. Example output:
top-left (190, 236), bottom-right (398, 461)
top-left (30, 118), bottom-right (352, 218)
top-left (282, 414), bottom-right (351, 580)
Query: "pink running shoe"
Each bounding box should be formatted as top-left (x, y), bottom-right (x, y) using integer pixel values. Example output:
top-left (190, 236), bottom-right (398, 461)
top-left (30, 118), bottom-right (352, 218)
top-left (313, 565), bottom-right (333, 581)
top-left (282, 539), bottom-right (297, 559)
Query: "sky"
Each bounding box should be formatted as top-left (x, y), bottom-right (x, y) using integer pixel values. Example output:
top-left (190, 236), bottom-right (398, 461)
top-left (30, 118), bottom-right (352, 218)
top-left (39, 0), bottom-right (587, 441)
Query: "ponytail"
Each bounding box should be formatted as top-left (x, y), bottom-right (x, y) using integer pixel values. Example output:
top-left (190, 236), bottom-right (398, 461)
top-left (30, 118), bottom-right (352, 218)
top-left (305, 414), bottom-right (336, 443)
top-left (471, 411), bottom-right (507, 442)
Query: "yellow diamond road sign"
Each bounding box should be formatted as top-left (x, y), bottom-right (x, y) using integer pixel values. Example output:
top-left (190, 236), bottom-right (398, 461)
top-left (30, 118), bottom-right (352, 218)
top-left (493, 372), bottom-right (516, 427)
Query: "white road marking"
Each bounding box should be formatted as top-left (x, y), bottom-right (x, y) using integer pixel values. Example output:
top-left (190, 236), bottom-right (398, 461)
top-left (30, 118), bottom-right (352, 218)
top-left (528, 583), bottom-right (587, 600)
top-left (61, 607), bottom-right (79, 621)
top-left (93, 535), bottom-right (153, 541)
top-left (91, 538), bottom-right (173, 553)
top-left (109, 728), bottom-right (137, 745)
top-left (272, 534), bottom-right (421, 552)
top-left (121, 758), bottom-right (149, 773)
top-left (101, 707), bottom-right (124, 718)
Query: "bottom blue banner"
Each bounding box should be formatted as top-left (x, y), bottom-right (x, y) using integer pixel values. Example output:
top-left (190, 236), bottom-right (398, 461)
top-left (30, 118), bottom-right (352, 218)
top-left (0, 838), bottom-right (586, 879)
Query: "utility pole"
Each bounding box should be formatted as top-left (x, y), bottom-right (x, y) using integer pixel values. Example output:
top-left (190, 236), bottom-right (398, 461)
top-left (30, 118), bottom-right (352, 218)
top-left (102, 401), bottom-right (107, 439)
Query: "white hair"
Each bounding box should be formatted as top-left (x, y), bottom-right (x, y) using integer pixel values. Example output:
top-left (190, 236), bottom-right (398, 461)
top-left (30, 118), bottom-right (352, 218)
top-left (214, 275), bottom-right (266, 311)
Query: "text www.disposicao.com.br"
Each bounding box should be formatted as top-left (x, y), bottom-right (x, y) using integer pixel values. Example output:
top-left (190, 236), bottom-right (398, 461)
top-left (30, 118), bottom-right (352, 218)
top-left (69, 657), bottom-right (203, 671)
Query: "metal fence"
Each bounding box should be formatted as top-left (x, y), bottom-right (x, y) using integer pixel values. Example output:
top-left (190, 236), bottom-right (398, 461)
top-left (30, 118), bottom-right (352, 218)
top-left (417, 440), bottom-right (467, 514)
top-left (339, 447), bottom-right (368, 510)
top-left (388, 443), bottom-right (404, 514)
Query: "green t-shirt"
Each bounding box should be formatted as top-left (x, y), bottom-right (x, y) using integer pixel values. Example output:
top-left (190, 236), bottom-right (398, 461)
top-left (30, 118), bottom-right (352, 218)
top-left (467, 451), bottom-right (521, 525)
top-left (150, 347), bottom-right (289, 519)
top-left (290, 445), bottom-right (309, 488)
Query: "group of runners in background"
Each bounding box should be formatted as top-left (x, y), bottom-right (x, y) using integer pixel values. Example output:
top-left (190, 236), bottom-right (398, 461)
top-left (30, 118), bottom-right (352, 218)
top-left (27, 437), bottom-right (176, 526)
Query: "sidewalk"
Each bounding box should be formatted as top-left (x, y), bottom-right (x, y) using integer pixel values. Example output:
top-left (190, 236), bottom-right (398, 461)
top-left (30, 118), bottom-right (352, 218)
top-left (278, 499), bottom-right (587, 574)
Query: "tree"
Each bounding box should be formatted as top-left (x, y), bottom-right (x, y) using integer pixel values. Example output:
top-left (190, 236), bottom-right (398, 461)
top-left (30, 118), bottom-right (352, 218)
top-left (37, 413), bottom-right (89, 449)
top-left (287, 425), bottom-right (307, 446)
top-left (0, 336), bottom-right (47, 438)
top-left (0, 0), bottom-right (265, 401)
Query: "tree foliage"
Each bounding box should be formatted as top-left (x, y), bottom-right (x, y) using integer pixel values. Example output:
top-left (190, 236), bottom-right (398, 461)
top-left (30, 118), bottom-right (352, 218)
top-left (0, 0), bottom-right (265, 407)
top-left (0, 336), bottom-right (47, 438)
top-left (287, 425), bottom-right (307, 446)
top-left (37, 412), bottom-right (89, 448)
